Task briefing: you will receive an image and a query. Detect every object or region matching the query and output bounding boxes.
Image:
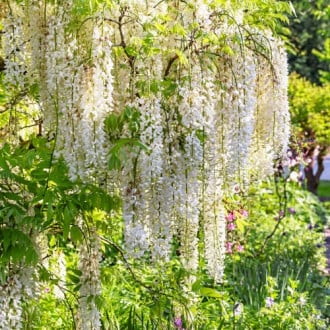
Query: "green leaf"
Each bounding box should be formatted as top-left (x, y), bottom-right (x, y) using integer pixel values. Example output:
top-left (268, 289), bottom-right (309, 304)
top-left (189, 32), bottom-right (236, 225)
top-left (171, 23), bottom-right (187, 36)
top-left (174, 50), bottom-right (188, 65)
top-left (68, 273), bottom-right (81, 284)
top-left (125, 46), bottom-right (138, 57)
top-left (70, 226), bottom-right (83, 244)
top-left (154, 22), bottom-right (167, 34)
top-left (0, 228), bottom-right (38, 265)
top-left (0, 157), bottom-right (10, 171)
top-left (109, 153), bottom-right (121, 170)
top-left (199, 287), bottom-right (223, 299)
top-left (67, 268), bottom-right (83, 277)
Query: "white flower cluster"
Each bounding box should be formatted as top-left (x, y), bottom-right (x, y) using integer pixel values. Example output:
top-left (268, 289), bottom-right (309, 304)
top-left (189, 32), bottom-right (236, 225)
top-left (271, 40), bottom-right (291, 158)
top-left (46, 17), bottom-right (114, 181)
top-left (176, 133), bottom-right (203, 272)
top-left (74, 24), bottom-right (114, 181)
top-left (248, 36), bottom-right (290, 180)
top-left (218, 47), bottom-right (257, 189)
top-left (2, 0), bottom-right (291, 292)
top-left (0, 268), bottom-right (37, 330)
top-left (26, 0), bottom-right (44, 77)
top-left (198, 72), bottom-right (227, 281)
top-left (3, 11), bottom-right (28, 88)
top-left (4, 3), bottom-right (115, 182)
top-left (121, 96), bottom-right (173, 261)
top-left (118, 32), bottom-right (289, 281)
top-left (53, 250), bottom-right (67, 300)
top-left (77, 230), bottom-right (102, 330)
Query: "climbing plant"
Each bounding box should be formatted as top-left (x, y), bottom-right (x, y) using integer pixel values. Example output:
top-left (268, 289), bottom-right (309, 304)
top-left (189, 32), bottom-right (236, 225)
top-left (0, 1), bottom-right (293, 328)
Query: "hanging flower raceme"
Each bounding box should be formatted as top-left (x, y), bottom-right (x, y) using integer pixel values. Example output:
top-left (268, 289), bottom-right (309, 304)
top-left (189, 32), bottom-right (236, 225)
top-left (216, 41), bottom-right (257, 189)
top-left (19, 1), bottom-right (115, 182)
top-left (3, 9), bottom-right (29, 88)
top-left (270, 39), bottom-right (290, 158)
top-left (75, 24), bottom-right (114, 181)
top-left (248, 35), bottom-right (290, 181)
top-left (53, 250), bottom-right (67, 300)
top-left (121, 95), bottom-right (166, 260)
top-left (1, 3), bottom-right (292, 318)
top-left (77, 227), bottom-right (102, 330)
top-left (0, 268), bottom-right (38, 330)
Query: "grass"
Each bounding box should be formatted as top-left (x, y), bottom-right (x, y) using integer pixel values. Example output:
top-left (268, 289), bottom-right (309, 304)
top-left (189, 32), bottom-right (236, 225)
top-left (318, 180), bottom-right (330, 198)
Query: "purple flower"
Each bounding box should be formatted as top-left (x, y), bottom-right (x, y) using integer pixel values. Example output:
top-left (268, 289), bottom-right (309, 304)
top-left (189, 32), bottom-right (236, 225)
top-left (288, 207), bottom-right (296, 215)
top-left (274, 210), bottom-right (285, 221)
top-left (174, 317), bottom-right (183, 329)
top-left (265, 297), bottom-right (274, 308)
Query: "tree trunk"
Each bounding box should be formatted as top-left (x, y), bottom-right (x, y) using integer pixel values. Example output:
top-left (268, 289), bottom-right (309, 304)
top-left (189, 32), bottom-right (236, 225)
top-left (304, 147), bottom-right (325, 195)
top-left (0, 56), bottom-right (5, 72)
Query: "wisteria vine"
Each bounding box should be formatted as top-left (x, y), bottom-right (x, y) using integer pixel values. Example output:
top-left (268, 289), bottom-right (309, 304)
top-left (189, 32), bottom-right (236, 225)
top-left (1, 0), bottom-right (291, 328)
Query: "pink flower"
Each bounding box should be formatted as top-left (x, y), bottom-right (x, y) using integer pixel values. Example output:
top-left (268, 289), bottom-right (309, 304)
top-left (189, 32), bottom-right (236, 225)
top-left (226, 212), bottom-right (235, 222)
top-left (236, 244), bottom-right (244, 252)
top-left (226, 242), bottom-right (233, 254)
top-left (227, 222), bottom-right (236, 231)
top-left (240, 209), bottom-right (248, 217)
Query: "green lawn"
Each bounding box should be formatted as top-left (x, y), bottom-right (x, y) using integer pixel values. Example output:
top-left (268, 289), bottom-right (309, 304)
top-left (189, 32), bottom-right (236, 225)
top-left (318, 180), bottom-right (330, 198)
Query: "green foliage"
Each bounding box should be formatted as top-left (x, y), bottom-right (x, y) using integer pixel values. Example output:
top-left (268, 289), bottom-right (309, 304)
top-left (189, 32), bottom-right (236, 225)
top-left (289, 73), bottom-right (330, 147)
top-left (0, 136), bottom-right (119, 287)
top-left (287, 0), bottom-right (330, 84)
top-left (313, 38), bottom-right (330, 84)
top-left (18, 179), bottom-right (329, 329)
top-left (1, 135), bottom-right (328, 329)
top-left (0, 1), bottom-right (329, 329)
top-left (22, 293), bottom-right (73, 330)
top-left (318, 180), bottom-right (330, 198)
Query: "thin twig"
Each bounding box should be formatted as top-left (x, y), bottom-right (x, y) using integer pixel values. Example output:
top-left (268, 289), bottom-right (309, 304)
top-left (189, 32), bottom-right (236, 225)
top-left (257, 173), bottom-right (288, 256)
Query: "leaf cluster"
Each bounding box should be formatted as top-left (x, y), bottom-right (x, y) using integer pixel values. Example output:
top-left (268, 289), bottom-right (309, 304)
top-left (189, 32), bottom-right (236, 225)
top-left (289, 72), bottom-right (330, 147)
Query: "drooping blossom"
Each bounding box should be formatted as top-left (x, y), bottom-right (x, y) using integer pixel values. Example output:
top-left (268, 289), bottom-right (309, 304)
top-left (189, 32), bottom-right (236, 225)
top-left (77, 228), bottom-right (102, 330)
top-left (1, 4), bottom-right (292, 324)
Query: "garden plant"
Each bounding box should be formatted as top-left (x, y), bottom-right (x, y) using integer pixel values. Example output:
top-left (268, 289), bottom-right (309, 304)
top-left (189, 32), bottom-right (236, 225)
top-left (0, 1), bottom-right (329, 329)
